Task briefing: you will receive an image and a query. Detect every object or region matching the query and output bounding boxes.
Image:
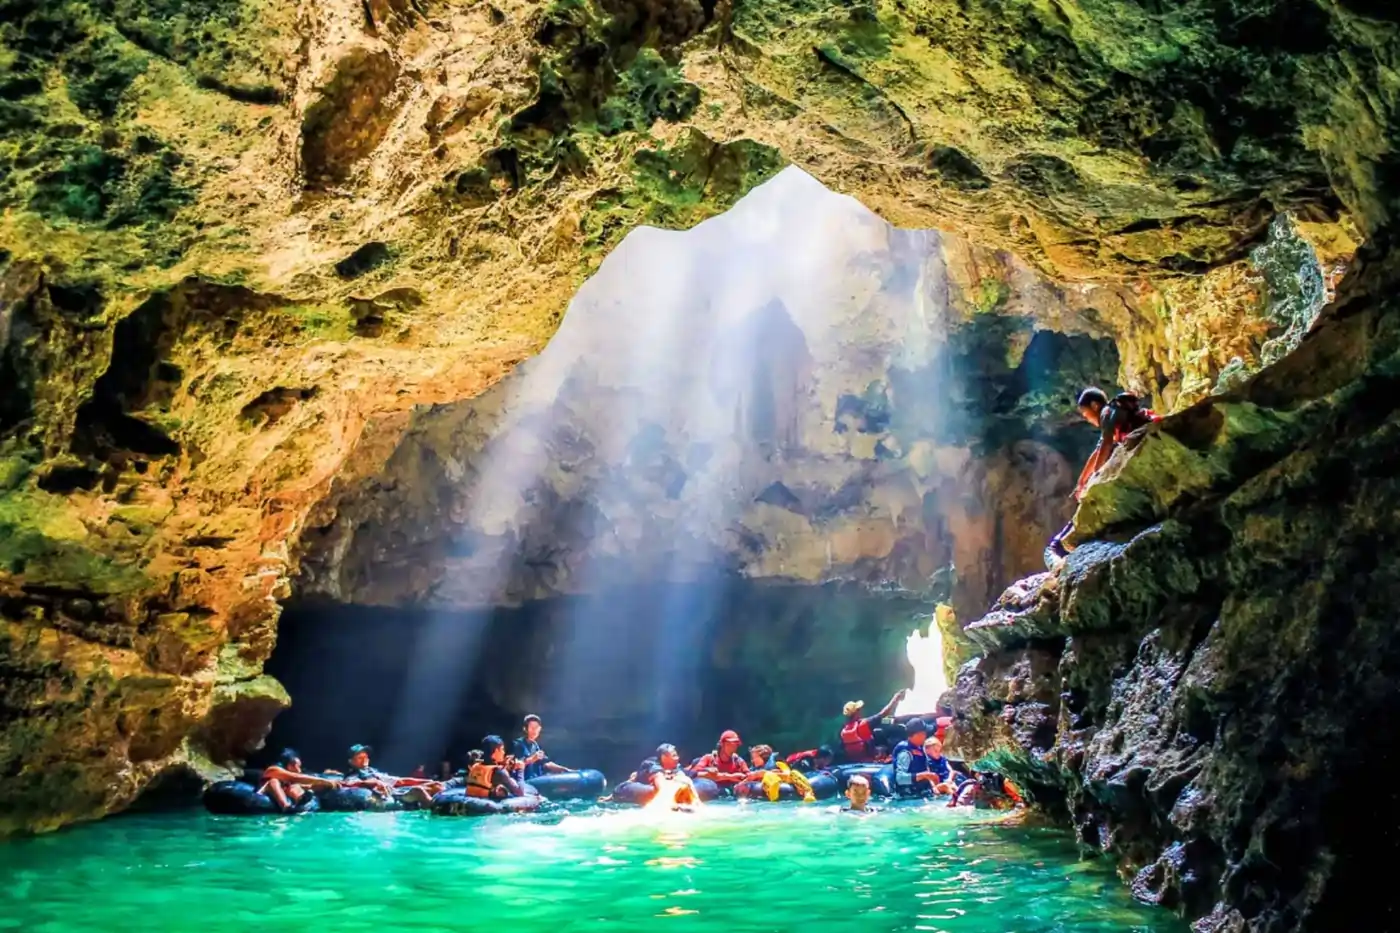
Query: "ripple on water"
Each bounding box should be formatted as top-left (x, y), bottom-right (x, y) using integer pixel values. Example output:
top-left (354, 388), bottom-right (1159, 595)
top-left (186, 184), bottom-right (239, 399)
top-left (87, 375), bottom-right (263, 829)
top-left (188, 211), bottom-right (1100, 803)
top-left (0, 801), bottom-right (1188, 933)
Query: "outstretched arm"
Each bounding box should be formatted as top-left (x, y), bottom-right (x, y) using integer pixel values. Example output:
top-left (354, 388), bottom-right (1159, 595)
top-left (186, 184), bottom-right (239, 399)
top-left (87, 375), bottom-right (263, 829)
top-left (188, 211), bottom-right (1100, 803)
top-left (875, 689), bottom-right (906, 719)
top-left (262, 766), bottom-right (338, 790)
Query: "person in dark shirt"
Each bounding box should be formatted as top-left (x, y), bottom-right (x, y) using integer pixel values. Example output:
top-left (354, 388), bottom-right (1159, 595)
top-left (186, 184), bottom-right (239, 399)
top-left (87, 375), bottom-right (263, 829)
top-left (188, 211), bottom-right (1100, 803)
top-left (1049, 387), bottom-right (1162, 564)
top-left (342, 744), bottom-right (444, 804)
top-left (510, 714), bottom-right (576, 781)
top-left (629, 743), bottom-right (698, 807)
top-left (892, 719), bottom-right (939, 798)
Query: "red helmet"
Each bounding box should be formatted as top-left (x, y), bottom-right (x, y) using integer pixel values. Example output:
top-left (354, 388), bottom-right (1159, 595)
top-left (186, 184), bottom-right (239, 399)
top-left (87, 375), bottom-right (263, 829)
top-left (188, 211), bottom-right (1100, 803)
top-left (719, 730), bottom-right (741, 745)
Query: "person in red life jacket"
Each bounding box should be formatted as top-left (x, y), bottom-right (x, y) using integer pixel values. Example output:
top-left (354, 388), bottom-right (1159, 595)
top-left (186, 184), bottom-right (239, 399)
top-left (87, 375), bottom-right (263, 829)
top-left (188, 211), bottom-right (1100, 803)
top-left (691, 730), bottom-right (748, 788)
top-left (1048, 387), bottom-right (1163, 564)
top-left (948, 770), bottom-right (1024, 810)
top-left (839, 690), bottom-right (905, 762)
top-left (785, 745), bottom-right (835, 773)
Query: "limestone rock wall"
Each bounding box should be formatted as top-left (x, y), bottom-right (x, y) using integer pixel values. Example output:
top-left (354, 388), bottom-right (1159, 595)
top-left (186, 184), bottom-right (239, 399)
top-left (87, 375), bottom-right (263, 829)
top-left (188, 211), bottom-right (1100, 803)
top-left (949, 243), bottom-right (1400, 932)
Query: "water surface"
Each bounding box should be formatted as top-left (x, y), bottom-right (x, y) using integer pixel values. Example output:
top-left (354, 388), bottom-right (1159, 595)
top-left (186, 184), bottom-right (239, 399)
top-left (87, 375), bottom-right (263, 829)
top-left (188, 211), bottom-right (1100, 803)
top-left (0, 801), bottom-right (1187, 932)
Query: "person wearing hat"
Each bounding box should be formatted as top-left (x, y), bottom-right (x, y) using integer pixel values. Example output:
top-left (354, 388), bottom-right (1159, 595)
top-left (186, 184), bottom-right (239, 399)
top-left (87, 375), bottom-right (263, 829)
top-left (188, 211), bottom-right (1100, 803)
top-left (343, 744), bottom-right (445, 803)
top-left (690, 730), bottom-right (748, 789)
top-left (839, 689), bottom-right (906, 762)
top-left (891, 719), bottom-right (939, 797)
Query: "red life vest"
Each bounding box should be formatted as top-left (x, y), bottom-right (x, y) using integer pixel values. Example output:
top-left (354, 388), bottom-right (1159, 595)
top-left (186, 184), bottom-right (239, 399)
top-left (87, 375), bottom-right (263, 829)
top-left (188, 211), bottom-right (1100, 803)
top-left (934, 716), bottom-right (953, 743)
top-left (840, 719), bottom-right (874, 760)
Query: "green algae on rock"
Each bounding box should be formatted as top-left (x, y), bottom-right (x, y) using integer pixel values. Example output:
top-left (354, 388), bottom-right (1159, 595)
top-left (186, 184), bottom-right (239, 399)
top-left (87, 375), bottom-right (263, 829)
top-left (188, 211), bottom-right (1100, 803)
top-left (951, 242), bottom-right (1400, 930)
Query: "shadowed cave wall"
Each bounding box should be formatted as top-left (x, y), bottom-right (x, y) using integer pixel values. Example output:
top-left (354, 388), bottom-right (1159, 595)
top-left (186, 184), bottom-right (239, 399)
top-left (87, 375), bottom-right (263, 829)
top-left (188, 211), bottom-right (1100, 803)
top-left (267, 581), bottom-right (930, 780)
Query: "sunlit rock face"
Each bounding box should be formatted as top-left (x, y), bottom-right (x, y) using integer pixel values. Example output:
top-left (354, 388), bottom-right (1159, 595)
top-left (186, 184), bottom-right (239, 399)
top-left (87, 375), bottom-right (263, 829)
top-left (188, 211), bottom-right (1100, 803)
top-left (950, 245), bottom-right (1400, 932)
top-left (297, 171), bottom-right (1128, 617)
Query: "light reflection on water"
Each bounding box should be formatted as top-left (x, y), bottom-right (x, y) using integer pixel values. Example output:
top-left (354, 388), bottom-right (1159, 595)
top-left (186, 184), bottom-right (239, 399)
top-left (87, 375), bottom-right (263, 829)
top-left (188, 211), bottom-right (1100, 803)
top-left (0, 801), bottom-right (1188, 933)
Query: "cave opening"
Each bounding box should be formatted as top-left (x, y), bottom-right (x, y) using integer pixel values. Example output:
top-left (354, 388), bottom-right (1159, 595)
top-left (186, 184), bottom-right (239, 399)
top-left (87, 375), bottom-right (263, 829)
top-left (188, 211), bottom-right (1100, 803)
top-left (278, 167), bottom-right (1126, 779)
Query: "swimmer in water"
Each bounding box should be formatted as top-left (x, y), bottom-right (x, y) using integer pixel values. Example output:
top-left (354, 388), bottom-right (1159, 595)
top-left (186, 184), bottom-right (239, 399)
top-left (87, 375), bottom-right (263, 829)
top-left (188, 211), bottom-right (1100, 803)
top-left (842, 774), bottom-right (876, 814)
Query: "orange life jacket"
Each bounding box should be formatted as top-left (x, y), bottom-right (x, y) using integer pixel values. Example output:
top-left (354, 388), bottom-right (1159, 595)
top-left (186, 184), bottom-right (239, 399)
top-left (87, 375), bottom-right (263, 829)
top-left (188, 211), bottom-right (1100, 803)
top-left (466, 762), bottom-right (496, 799)
top-left (840, 719), bottom-right (873, 759)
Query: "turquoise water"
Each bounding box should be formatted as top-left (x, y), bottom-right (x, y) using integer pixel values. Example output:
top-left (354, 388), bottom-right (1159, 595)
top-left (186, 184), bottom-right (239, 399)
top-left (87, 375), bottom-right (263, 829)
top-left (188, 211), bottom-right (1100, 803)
top-left (0, 802), bottom-right (1186, 933)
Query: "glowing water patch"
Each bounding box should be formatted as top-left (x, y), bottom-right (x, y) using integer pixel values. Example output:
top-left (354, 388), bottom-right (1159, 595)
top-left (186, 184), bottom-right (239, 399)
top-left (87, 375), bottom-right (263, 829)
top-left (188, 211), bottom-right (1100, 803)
top-left (895, 617), bottom-right (948, 717)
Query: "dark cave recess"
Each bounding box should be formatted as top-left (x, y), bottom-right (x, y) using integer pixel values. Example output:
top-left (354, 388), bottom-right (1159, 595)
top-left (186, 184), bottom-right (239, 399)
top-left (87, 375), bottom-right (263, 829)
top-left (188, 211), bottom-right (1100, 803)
top-left (266, 576), bottom-right (933, 780)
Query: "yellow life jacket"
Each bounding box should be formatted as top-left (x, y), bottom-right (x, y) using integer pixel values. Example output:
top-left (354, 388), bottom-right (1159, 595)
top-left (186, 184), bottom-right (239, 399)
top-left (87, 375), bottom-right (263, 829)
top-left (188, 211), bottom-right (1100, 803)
top-left (467, 762), bottom-right (496, 799)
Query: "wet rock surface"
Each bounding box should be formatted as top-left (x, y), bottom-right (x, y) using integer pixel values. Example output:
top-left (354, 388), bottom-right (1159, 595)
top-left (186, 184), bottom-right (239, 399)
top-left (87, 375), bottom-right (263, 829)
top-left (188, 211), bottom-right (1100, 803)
top-left (950, 244), bottom-right (1400, 931)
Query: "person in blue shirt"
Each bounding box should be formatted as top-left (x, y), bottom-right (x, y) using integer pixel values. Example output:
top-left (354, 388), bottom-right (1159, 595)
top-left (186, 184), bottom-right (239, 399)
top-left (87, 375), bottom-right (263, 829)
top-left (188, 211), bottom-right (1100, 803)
top-left (511, 714), bottom-right (576, 781)
top-left (892, 719), bottom-right (939, 797)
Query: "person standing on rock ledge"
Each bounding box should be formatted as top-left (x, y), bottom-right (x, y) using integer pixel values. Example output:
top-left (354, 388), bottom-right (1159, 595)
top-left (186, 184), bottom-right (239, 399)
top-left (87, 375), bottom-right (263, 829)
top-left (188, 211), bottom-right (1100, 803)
top-left (1047, 387), bottom-right (1162, 565)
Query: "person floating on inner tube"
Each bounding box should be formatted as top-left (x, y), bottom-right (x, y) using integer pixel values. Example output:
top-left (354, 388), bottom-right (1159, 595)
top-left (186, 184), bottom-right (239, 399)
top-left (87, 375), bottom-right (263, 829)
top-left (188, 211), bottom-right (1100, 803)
top-left (467, 736), bottom-right (528, 800)
top-left (691, 730), bottom-right (748, 790)
top-left (743, 744), bottom-right (816, 802)
top-left (785, 745), bottom-right (835, 774)
top-left (839, 690), bottom-right (906, 762)
top-left (949, 771), bottom-right (1024, 810)
top-left (1048, 387), bottom-right (1163, 565)
top-left (921, 738), bottom-right (962, 796)
top-left (511, 714), bottom-right (576, 782)
top-left (351, 744), bottom-right (444, 805)
top-left (258, 748), bottom-right (339, 811)
top-left (892, 719), bottom-right (942, 798)
top-left (632, 743), bottom-right (699, 808)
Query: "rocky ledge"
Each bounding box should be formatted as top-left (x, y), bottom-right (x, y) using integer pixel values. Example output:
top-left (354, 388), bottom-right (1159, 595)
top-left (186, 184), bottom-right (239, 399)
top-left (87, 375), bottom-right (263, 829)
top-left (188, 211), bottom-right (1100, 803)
top-left (950, 240), bottom-right (1400, 932)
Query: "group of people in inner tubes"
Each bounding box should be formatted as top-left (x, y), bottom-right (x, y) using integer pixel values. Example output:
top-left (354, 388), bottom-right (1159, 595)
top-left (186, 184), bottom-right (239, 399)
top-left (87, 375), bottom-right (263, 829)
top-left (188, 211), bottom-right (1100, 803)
top-left (205, 692), bottom-right (1023, 818)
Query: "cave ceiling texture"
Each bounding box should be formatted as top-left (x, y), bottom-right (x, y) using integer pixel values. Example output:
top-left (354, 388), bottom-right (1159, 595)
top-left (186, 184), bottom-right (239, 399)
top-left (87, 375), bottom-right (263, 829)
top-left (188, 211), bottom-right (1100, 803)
top-left (1, 1), bottom-right (1399, 927)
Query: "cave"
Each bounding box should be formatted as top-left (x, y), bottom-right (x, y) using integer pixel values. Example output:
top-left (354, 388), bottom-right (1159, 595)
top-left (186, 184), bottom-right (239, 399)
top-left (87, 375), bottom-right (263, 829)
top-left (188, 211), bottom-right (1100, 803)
top-left (1, 2), bottom-right (1397, 931)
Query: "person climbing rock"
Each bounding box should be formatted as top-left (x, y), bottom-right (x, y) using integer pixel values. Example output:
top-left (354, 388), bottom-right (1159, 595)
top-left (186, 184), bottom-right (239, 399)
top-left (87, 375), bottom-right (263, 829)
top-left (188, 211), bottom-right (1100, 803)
top-left (511, 714), bottom-right (576, 781)
top-left (839, 690), bottom-right (905, 762)
top-left (891, 719), bottom-right (939, 797)
top-left (467, 736), bottom-right (527, 800)
top-left (691, 730), bottom-right (748, 789)
top-left (1048, 387), bottom-right (1163, 565)
top-left (785, 745), bottom-right (835, 773)
top-left (258, 748), bottom-right (338, 811)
